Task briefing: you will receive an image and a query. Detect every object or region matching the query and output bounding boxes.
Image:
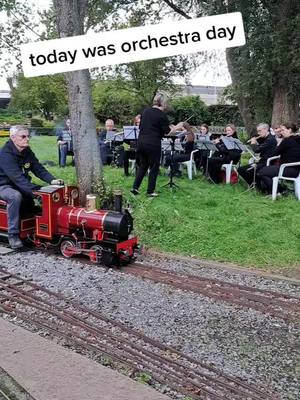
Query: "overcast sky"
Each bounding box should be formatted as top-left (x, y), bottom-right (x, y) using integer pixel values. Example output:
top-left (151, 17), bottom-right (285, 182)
top-left (0, 1), bottom-right (231, 91)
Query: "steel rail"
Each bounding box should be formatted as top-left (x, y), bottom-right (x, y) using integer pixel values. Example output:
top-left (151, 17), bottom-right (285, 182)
top-left (0, 281), bottom-right (256, 400)
top-left (0, 269), bottom-right (275, 400)
top-left (126, 263), bottom-right (300, 322)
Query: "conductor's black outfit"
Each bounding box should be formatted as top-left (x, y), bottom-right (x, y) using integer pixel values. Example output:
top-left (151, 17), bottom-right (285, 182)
top-left (132, 107), bottom-right (170, 194)
top-left (208, 133), bottom-right (242, 183)
top-left (238, 133), bottom-right (277, 185)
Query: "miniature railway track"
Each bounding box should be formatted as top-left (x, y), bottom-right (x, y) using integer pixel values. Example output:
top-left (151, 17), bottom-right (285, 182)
top-left (0, 267), bottom-right (277, 400)
top-left (126, 262), bottom-right (300, 323)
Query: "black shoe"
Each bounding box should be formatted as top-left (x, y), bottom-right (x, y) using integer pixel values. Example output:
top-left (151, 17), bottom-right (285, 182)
top-left (8, 235), bottom-right (24, 250)
top-left (130, 188), bottom-right (139, 195)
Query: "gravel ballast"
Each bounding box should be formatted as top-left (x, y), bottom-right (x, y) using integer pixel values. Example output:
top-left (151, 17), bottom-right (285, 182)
top-left (0, 250), bottom-right (299, 400)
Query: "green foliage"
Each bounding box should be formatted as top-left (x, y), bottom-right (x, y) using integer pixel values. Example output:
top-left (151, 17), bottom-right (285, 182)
top-left (170, 96), bottom-right (210, 125)
top-left (135, 372), bottom-right (152, 385)
top-left (92, 177), bottom-right (115, 209)
top-left (30, 118), bottom-right (44, 127)
top-left (92, 80), bottom-right (142, 125)
top-left (160, 0), bottom-right (300, 128)
top-left (0, 110), bottom-right (24, 125)
top-left (207, 105), bottom-right (243, 126)
top-left (9, 74), bottom-right (68, 120)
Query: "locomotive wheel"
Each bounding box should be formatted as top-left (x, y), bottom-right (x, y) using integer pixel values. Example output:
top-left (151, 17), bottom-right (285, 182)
top-left (60, 239), bottom-right (76, 258)
top-left (89, 245), bottom-right (103, 264)
top-left (102, 251), bottom-right (115, 268)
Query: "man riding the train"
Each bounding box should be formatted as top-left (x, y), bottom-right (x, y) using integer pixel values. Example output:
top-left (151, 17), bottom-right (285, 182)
top-left (0, 125), bottom-right (63, 250)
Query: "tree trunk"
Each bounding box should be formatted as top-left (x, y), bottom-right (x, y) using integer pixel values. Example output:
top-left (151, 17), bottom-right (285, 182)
top-left (53, 0), bottom-right (102, 204)
top-left (271, 80), bottom-right (300, 126)
top-left (6, 77), bottom-right (14, 92)
top-left (226, 49), bottom-right (256, 136)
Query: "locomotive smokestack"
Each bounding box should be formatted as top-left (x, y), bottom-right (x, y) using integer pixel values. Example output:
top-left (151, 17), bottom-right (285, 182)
top-left (114, 190), bottom-right (123, 212)
top-left (86, 194), bottom-right (97, 212)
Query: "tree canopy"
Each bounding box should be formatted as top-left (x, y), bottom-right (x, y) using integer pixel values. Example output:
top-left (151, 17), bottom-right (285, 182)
top-left (159, 0), bottom-right (300, 133)
top-left (9, 74), bottom-right (68, 119)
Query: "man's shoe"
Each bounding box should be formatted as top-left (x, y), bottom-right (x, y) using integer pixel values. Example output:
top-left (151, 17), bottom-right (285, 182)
top-left (147, 192), bottom-right (159, 197)
top-left (130, 188), bottom-right (140, 195)
top-left (8, 235), bottom-right (24, 250)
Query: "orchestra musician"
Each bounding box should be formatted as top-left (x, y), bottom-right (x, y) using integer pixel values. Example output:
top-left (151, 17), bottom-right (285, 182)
top-left (238, 123), bottom-right (277, 186)
top-left (130, 92), bottom-right (183, 197)
top-left (165, 122), bottom-right (196, 178)
top-left (123, 114), bottom-right (140, 176)
top-left (207, 123), bottom-right (242, 184)
top-left (257, 122), bottom-right (300, 194)
top-left (98, 119), bottom-right (115, 165)
top-left (197, 123), bottom-right (211, 172)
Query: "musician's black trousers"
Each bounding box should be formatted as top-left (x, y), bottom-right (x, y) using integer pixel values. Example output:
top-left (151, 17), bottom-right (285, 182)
top-left (124, 149), bottom-right (136, 175)
top-left (207, 157), bottom-right (226, 183)
top-left (133, 143), bottom-right (161, 194)
top-left (257, 165), bottom-right (300, 194)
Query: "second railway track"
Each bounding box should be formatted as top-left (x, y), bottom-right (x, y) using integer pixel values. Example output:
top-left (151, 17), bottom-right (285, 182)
top-left (0, 267), bottom-right (278, 400)
top-left (125, 262), bottom-right (300, 323)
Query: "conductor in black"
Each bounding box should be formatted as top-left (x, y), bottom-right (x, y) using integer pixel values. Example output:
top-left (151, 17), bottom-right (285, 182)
top-left (131, 93), bottom-right (174, 197)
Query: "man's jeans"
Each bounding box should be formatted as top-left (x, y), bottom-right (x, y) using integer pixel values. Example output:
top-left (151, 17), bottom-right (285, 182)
top-left (0, 185), bottom-right (22, 235)
top-left (59, 144), bottom-right (68, 167)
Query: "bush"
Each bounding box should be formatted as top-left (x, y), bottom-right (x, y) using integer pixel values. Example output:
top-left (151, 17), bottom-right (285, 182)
top-left (0, 110), bottom-right (25, 125)
top-left (169, 96), bottom-right (210, 126)
top-left (207, 105), bottom-right (243, 126)
top-left (30, 118), bottom-right (44, 127)
top-left (93, 81), bottom-right (143, 125)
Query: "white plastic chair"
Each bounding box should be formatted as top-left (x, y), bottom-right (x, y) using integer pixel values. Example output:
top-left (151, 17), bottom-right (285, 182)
top-left (272, 161), bottom-right (300, 200)
top-left (181, 150), bottom-right (198, 180)
top-left (221, 161), bottom-right (239, 184)
top-left (266, 155), bottom-right (280, 166)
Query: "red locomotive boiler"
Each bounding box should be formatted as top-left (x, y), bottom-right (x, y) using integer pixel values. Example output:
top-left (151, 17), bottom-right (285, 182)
top-left (0, 185), bottom-right (139, 266)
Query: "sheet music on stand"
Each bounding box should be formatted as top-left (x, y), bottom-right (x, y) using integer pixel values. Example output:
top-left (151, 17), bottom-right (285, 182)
top-left (196, 141), bottom-right (218, 152)
top-left (221, 136), bottom-right (246, 151)
top-left (123, 126), bottom-right (139, 140)
top-left (106, 130), bottom-right (124, 142)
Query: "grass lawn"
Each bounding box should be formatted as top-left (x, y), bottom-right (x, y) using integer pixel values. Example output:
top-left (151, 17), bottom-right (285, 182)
top-left (1, 135), bottom-right (300, 273)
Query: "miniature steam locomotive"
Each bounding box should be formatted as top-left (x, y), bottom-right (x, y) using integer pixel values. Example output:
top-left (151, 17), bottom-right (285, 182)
top-left (0, 185), bottom-right (139, 266)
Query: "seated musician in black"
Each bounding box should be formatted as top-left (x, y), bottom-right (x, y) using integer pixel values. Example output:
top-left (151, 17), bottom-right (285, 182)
top-left (238, 123), bottom-right (277, 186)
top-left (166, 122), bottom-right (196, 177)
top-left (98, 119), bottom-right (115, 165)
top-left (257, 123), bottom-right (300, 194)
top-left (207, 124), bottom-right (242, 184)
top-left (124, 114), bottom-right (140, 176)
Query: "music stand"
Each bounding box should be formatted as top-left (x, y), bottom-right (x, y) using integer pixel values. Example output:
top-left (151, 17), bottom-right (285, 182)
top-left (162, 135), bottom-right (180, 189)
top-left (196, 141), bottom-right (218, 182)
top-left (123, 126), bottom-right (139, 141)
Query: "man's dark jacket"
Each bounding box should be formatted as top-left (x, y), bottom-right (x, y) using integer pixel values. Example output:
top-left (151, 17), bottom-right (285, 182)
top-left (0, 140), bottom-right (55, 197)
top-left (251, 133), bottom-right (277, 165)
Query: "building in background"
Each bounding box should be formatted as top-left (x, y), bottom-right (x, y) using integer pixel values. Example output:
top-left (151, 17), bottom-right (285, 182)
top-left (180, 85), bottom-right (228, 105)
top-left (0, 90), bottom-right (11, 109)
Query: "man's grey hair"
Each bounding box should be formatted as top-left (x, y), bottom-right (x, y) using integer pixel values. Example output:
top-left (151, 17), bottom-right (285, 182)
top-left (152, 92), bottom-right (168, 108)
top-left (10, 125), bottom-right (28, 137)
top-left (257, 123), bottom-right (269, 131)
